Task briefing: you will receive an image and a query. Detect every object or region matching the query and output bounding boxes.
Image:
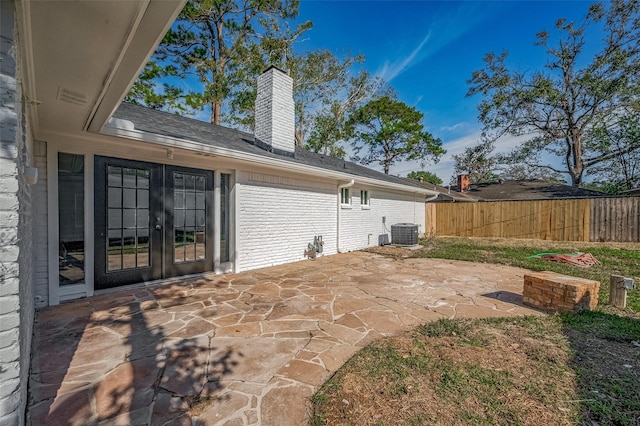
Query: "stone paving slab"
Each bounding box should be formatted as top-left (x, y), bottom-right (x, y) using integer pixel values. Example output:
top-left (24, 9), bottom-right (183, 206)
top-left (27, 252), bottom-right (542, 425)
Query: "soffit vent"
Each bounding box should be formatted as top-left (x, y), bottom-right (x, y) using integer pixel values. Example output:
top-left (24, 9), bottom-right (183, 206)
top-left (57, 87), bottom-right (89, 106)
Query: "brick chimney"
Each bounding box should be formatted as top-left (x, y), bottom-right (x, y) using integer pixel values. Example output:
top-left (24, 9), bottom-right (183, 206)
top-left (254, 66), bottom-right (295, 156)
top-left (457, 174), bottom-right (470, 192)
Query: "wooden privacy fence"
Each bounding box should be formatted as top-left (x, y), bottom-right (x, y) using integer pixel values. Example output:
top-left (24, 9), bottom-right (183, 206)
top-left (425, 197), bottom-right (640, 242)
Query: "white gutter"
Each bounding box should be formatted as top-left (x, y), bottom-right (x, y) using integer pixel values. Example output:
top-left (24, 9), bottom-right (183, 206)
top-left (101, 125), bottom-right (440, 197)
top-left (336, 179), bottom-right (355, 253)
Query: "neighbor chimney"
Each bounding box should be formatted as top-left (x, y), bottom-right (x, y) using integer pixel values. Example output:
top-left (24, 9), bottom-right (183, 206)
top-left (254, 66), bottom-right (295, 156)
top-left (457, 174), bottom-right (470, 192)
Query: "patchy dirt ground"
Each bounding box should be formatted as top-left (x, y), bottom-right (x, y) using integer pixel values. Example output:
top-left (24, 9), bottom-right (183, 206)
top-left (311, 317), bottom-right (579, 425)
top-left (310, 315), bottom-right (640, 426)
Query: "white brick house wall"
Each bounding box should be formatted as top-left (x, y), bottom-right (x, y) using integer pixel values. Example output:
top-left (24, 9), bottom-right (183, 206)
top-left (236, 170), bottom-right (337, 271)
top-left (32, 141), bottom-right (48, 308)
top-left (235, 170), bottom-right (425, 272)
top-left (339, 187), bottom-right (425, 252)
top-left (0, 2), bottom-right (35, 423)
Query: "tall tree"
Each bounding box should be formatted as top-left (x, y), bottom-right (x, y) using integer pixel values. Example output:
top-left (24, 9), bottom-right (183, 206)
top-left (346, 96), bottom-right (445, 175)
top-left (453, 137), bottom-right (564, 183)
top-left (407, 171), bottom-right (442, 185)
top-left (468, 0), bottom-right (640, 187)
top-left (452, 138), bottom-right (499, 183)
top-left (305, 70), bottom-right (384, 158)
top-left (290, 50), bottom-right (365, 147)
top-left (126, 0), bottom-right (310, 125)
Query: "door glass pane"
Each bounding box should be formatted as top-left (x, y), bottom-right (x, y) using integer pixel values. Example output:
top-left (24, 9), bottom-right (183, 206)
top-left (196, 210), bottom-right (205, 227)
top-left (58, 153), bottom-right (85, 286)
top-left (123, 209), bottom-right (136, 228)
top-left (174, 228), bottom-right (185, 262)
top-left (107, 166), bottom-right (122, 186)
top-left (196, 226), bottom-right (205, 260)
top-left (185, 174), bottom-right (195, 190)
top-left (184, 228), bottom-right (196, 261)
top-left (175, 209), bottom-right (185, 228)
top-left (196, 193), bottom-right (205, 209)
top-left (137, 209), bottom-right (149, 229)
top-left (123, 188), bottom-right (136, 208)
top-left (108, 230), bottom-right (123, 271)
top-left (175, 190), bottom-right (185, 209)
top-left (108, 188), bottom-right (121, 208)
top-left (186, 210), bottom-right (196, 227)
top-left (122, 168), bottom-right (137, 188)
top-left (186, 192), bottom-right (195, 209)
top-left (137, 169), bottom-right (149, 188)
top-left (220, 174), bottom-right (231, 263)
top-left (108, 209), bottom-right (122, 229)
top-left (174, 173), bottom-right (184, 190)
top-left (195, 175), bottom-right (205, 191)
top-left (137, 189), bottom-right (149, 208)
top-left (106, 164), bottom-right (151, 271)
top-left (137, 229), bottom-right (149, 267)
top-left (173, 171), bottom-right (206, 264)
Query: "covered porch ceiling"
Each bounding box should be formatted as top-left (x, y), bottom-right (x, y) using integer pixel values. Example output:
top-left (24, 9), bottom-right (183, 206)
top-left (16, 0), bottom-right (185, 139)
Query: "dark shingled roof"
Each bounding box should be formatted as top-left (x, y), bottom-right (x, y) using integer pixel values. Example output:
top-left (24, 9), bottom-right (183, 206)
top-left (461, 180), bottom-right (608, 201)
top-left (112, 103), bottom-right (426, 191)
top-left (405, 179), bottom-right (479, 202)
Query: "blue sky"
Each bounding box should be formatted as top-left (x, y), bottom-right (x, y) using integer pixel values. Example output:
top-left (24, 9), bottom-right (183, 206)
top-left (291, 0), bottom-right (597, 183)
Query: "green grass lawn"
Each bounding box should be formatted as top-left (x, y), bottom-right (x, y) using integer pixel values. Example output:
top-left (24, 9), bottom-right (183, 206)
top-left (309, 237), bottom-right (640, 425)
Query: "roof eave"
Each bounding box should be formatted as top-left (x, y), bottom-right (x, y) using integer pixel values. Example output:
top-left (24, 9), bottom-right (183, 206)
top-left (102, 124), bottom-right (439, 196)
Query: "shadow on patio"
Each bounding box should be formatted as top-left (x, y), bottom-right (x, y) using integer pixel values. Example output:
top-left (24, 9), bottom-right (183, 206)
top-left (27, 283), bottom-right (241, 425)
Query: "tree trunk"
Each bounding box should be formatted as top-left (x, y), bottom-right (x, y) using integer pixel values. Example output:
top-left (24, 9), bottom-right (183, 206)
top-left (210, 102), bottom-right (222, 125)
top-left (296, 105), bottom-right (304, 147)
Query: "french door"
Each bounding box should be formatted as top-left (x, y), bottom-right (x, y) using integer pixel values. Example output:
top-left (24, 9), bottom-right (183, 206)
top-left (94, 156), bottom-right (214, 289)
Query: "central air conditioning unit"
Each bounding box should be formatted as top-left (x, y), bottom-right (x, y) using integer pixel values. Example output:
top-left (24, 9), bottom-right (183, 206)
top-left (390, 223), bottom-right (419, 246)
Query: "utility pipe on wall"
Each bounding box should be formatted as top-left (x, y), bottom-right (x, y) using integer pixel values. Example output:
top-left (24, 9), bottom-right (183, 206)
top-left (336, 179), bottom-right (354, 253)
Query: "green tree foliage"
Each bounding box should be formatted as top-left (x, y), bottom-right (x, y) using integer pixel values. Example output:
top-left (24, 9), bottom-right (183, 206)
top-left (304, 68), bottom-right (385, 159)
top-left (468, 0), bottom-right (640, 187)
top-left (407, 171), bottom-right (442, 185)
top-left (587, 113), bottom-right (640, 192)
top-left (290, 50), bottom-right (364, 147)
top-left (126, 0), bottom-right (310, 125)
top-left (346, 96), bottom-right (445, 175)
top-left (452, 138), bottom-right (499, 183)
top-left (453, 137), bottom-right (565, 183)
top-left (498, 163), bottom-right (565, 182)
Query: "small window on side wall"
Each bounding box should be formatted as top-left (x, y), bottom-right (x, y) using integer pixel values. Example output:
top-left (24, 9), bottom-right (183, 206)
top-left (340, 187), bottom-right (351, 206)
top-left (360, 190), bottom-right (370, 207)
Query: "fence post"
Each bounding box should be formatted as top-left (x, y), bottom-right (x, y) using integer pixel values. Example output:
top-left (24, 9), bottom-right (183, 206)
top-left (609, 275), bottom-right (627, 308)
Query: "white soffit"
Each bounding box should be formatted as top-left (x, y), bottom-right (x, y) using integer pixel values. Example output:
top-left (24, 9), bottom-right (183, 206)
top-left (22, 0), bottom-right (184, 138)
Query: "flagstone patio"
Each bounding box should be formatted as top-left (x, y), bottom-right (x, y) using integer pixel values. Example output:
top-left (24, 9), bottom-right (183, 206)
top-left (27, 251), bottom-right (541, 425)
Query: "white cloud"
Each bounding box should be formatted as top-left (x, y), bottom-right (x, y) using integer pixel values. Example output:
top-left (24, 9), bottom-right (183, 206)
top-left (439, 122), bottom-right (468, 133)
top-left (375, 3), bottom-right (488, 83)
top-left (378, 32), bottom-right (432, 82)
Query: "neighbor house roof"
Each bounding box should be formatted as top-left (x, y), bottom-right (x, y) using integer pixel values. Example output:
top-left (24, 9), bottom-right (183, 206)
top-left (405, 179), bottom-right (479, 202)
top-left (620, 187), bottom-right (640, 197)
top-left (109, 102), bottom-right (433, 194)
top-left (457, 179), bottom-right (608, 201)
